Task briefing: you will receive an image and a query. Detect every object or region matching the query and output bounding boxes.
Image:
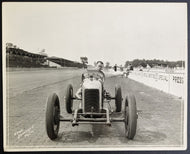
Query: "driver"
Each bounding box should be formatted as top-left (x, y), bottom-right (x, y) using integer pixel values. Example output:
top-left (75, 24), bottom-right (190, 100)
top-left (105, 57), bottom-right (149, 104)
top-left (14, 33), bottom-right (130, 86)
top-left (96, 61), bottom-right (104, 72)
top-left (96, 61), bottom-right (105, 80)
top-left (75, 61), bottom-right (105, 99)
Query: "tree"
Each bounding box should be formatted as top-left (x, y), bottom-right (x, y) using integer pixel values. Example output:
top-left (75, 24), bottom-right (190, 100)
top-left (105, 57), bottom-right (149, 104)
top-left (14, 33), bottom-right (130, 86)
top-left (140, 59), bottom-right (147, 68)
top-left (80, 57), bottom-right (88, 68)
top-left (124, 61), bottom-right (132, 68)
top-left (124, 59), bottom-right (186, 68)
top-left (132, 59), bottom-right (141, 67)
top-left (176, 61), bottom-right (185, 68)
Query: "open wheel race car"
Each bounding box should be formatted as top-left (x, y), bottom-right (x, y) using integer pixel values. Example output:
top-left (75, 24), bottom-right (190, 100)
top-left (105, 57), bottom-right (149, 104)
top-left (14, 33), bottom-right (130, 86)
top-left (45, 69), bottom-right (138, 140)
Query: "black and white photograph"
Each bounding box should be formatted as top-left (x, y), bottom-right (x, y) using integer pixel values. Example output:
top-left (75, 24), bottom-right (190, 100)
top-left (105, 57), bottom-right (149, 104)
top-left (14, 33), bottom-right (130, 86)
top-left (2, 2), bottom-right (187, 151)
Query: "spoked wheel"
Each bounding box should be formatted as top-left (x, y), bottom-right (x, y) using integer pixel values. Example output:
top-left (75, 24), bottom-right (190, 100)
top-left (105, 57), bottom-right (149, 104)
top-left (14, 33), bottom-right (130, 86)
top-left (45, 93), bottom-right (60, 140)
top-left (65, 84), bottom-right (73, 114)
top-left (115, 85), bottom-right (122, 112)
top-left (125, 94), bottom-right (137, 139)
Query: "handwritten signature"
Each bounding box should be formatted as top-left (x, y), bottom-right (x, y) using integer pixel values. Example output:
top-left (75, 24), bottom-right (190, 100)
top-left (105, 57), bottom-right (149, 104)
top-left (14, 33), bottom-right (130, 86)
top-left (14, 125), bottom-right (34, 139)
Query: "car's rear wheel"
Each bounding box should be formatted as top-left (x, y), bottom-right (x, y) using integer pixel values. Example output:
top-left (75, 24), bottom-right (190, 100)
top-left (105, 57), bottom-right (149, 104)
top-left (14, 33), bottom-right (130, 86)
top-left (125, 94), bottom-right (137, 139)
top-left (45, 93), bottom-right (60, 140)
top-left (115, 85), bottom-right (122, 112)
top-left (65, 84), bottom-right (73, 114)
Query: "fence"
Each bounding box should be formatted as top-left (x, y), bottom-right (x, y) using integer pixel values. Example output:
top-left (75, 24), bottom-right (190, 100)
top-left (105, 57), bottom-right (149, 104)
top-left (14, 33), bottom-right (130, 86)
top-left (128, 70), bottom-right (185, 98)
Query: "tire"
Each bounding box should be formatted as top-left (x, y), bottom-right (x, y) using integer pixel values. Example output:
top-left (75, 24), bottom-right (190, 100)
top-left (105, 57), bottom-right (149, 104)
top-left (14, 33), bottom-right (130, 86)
top-left (115, 85), bottom-right (122, 112)
top-left (125, 94), bottom-right (137, 139)
top-left (65, 84), bottom-right (73, 114)
top-left (45, 93), bottom-right (60, 140)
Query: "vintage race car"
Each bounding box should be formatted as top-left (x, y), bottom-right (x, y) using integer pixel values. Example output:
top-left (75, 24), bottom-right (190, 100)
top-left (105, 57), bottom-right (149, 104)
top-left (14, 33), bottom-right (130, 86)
top-left (45, 69), bottom-right (138, 140)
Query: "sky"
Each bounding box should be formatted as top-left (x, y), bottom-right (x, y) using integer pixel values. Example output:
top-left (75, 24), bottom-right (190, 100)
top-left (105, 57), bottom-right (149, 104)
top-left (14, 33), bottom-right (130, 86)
top-left (3, 2), bottom-right (187, 66)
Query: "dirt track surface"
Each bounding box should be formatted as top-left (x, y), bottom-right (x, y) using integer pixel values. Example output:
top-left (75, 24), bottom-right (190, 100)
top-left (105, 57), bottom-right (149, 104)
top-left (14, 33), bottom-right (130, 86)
top-left (5, 69), bottom-right (184, 150)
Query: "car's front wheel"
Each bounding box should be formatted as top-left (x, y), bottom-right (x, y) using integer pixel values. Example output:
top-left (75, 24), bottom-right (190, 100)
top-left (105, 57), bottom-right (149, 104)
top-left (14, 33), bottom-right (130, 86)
top-left (124, 94), bottom-right (137, 139)
top-left (45, 93), bottom-right (60, 140)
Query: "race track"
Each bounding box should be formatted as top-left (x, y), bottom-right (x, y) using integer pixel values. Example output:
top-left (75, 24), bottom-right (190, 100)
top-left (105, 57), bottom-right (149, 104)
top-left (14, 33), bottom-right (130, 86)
top-left (5, 68), bottom-right (184, 150)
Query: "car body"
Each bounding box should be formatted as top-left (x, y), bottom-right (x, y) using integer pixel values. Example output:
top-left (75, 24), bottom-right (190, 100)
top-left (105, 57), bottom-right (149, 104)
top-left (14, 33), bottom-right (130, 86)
top-left (81, 70), bottom-right (105, 113)
top-left (45, 69), bottom-right (138, 140)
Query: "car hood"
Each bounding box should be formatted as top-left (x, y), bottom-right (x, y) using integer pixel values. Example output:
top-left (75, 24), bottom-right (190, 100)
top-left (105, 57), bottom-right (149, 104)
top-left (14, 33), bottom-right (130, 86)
top-left (82, 78), bottom-right (102, 89)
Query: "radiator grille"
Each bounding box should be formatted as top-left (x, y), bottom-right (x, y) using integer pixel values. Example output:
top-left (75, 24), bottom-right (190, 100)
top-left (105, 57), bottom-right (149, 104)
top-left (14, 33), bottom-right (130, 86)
top-left (84, 89), bottom-right (99, 112)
